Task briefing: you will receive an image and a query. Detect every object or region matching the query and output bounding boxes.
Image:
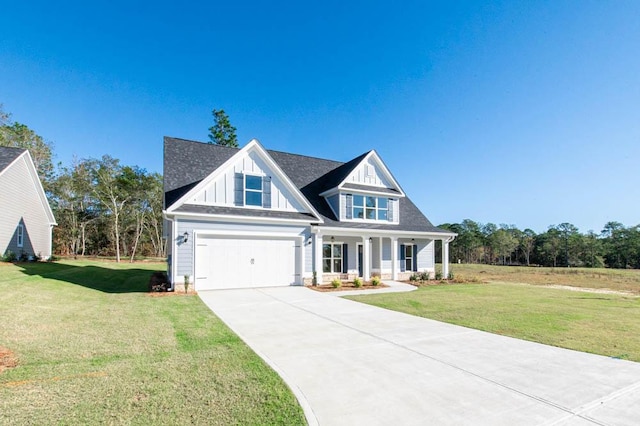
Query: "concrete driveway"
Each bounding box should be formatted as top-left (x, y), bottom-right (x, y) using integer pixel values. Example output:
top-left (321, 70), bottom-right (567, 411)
top-left (199, 287), bottom-right (640, 426)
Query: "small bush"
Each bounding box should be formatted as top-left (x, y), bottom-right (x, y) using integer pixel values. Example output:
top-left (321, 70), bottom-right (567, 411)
top-left (331, 278), bottom-right (342, 288)
top-left (353, 277), bottom-right (363, 288)
top-left (420, 271), bottom-right (431, 281)
top-left (409, 273), bottom-right (419, 282)
top-left (2, 250), bottom-right (17, 262)
top-left (448, 271), bottom-right (455, 280)
top-left (18, 251), bottom-right (29, 262)
top-left (371, 276), bottom-right (381, 286)
top-left (435, 271), bottom-right (443, 280)
top-left (148, 271), bottom-right (169, 292)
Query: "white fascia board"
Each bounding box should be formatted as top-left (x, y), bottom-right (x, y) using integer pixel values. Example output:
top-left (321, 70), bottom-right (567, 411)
top-left (318, 187), bottom-right (340, 197)
top-left (311, 226), bottom-right (457, 239)
top-left (248, 140), bottom-right (324, 221)
top-left (338, 150), bottom-right (406, 197)
top-left (165, 210), bottom-right (318, 226)
top-left (20, 151), bottom-right (57, 225)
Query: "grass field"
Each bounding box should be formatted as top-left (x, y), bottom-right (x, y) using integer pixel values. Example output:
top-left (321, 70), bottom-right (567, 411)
top-left (349, 264), bottom-right (640, 362)
top-left (0, 260), bottom-right (305, 425)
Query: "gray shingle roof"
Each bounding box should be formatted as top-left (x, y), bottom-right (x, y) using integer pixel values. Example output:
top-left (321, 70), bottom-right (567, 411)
top-left (164, 137), bottom-right (450, 234)
top-left (174, 204), bottom-right (318, 221)
top-left (0, 146), bottom-right (26, 172)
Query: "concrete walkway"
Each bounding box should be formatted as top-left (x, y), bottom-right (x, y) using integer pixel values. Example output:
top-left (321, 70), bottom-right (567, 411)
top-left (198, 286), bottom-right (640, 426)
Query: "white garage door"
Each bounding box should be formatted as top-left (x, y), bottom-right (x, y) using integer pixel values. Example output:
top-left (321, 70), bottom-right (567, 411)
top-left (194, 235), bottom-right (298, 290)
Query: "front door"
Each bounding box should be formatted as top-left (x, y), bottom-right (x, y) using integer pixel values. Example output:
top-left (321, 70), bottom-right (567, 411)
top-left (357, 244), bottom-right (363, 277)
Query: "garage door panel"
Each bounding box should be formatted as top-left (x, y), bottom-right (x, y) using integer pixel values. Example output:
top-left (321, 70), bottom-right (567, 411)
top-left (195, 235), bottom-right (297, 290)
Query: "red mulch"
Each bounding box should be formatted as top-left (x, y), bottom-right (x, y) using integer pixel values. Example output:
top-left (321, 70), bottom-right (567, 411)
top-left (0, 347), bottom-right (18, 373)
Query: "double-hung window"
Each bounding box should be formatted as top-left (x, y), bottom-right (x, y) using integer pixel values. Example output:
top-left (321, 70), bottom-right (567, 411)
top-left (322, 243), bottom-right (342, 273)
top-left (245, 175), bottom-right (263, 207)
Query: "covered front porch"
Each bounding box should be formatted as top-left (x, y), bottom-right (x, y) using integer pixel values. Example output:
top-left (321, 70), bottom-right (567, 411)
top-left (310, 227), bottom-right (455, 284)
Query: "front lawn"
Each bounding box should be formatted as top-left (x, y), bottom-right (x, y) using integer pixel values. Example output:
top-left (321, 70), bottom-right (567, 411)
top-left (348, 282), bottom-right (640, 362)
top-left (0, 260), bottom-right (305, 425)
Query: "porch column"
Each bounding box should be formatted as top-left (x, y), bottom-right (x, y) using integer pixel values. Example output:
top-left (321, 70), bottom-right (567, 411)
top-left (442, 238), bottom-right (450, 279)
top-left (314, 234), bottom-right (323, 284)
top-left (378, 237), bottom-right (383, 275)
top-left (363, 236), bottom-right (371, 281)
top-left (297, 236), bottom-right (305, 285)
top-left (391, 237), bottom-right (398, 280)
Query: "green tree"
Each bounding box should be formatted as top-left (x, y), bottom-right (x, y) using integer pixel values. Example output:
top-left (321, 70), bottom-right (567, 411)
top-left (520, 229), bottom-right (536, 266)
top-left (208, 109), bottom-right (238, 147)
top-left (0, 119), bottom-right (54, 188)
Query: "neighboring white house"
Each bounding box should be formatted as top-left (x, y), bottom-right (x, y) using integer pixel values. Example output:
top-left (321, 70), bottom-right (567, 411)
top-left (0, 147), bottom-right (56, 260)
top-left (163, 137), bottom-right (456, 291)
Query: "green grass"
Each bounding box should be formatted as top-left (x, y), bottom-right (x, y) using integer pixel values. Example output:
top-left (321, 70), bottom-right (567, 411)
top-left (0, 260), bottom-right (305, 425)
top-left (348, 279), bottom-right (640, 362)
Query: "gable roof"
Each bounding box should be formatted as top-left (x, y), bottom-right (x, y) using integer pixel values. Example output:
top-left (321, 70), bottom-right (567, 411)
top-left (0, 146), bottom-right (56, 225)
top-left (163, 137), bottom-right (449, 234)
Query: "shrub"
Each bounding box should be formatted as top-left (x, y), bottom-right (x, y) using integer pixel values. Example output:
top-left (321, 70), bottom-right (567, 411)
top-left (2, 250), bottom-right (17, 262)
top-left (435, 271), bottom-right (443, 280)
top-left (353, 277), bottom-right (363, 288)
top-left (371, 276), bottom-right (381, 286)
top-left (409, 273), bottom-right (419, 282)
top-left (448, 271), bottom-right (455, 280)
top-left (148, 271), bottom-right (169, 292)
top-left (420, 271), bottom-right (431, 281)
top-left (18, 251), bottom-right (29, 262)
top-left (331, 278), bottom-right (342, 288)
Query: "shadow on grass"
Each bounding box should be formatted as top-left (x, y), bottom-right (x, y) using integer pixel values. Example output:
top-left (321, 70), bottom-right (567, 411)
top-left (16, 261), bottom-right (161, 293)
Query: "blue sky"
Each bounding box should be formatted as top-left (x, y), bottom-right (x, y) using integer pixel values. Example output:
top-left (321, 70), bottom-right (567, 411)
top-left (1, 1), bottom-right (639, 233)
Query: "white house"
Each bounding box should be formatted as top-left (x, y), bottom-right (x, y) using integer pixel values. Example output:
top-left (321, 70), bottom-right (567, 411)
top-left (0, 147), bottom-right (56, 260)
top-left (163, 137), bottom-right (456, 290)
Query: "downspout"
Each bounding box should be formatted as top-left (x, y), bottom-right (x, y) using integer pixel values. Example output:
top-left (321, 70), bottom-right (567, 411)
top-left (163, 212), bottom-right (176, 291)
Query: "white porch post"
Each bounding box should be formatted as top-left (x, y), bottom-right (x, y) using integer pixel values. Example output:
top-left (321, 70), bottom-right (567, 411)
top-left (442, 238), bottom-right (450, 279)
top-left (391, 237), bottom-right (398, 280)
top-left (314, 233), bottom-right (323, 284)
top-left (378, 237), bottom-right (383, 274)
top-left (363, 236), bottom-right (371, 281)
top-left (298, 236), bottom-right (305, 285)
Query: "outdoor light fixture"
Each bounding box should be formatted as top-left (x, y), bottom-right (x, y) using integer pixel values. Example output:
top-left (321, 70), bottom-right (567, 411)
top-left (331, 236), bottom-right (335, 242)
top-left (183, 232), bottom-right (189, 243)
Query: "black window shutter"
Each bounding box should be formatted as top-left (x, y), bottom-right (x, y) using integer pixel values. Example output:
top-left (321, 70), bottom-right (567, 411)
top-left (387, 199), bottom-right (394, 222)
top-left (413, 244), bottom-right (418, 271)
top-left (234, 173), bottom-right (244, 206)
top-left (342, 243), bottom-right (348, 273)
top-left (400, 244), bottom-right (406, 272)
top-left (262, 176), bottom-right (271, 208)
top-left (345, 194), bottom-right (353, 219)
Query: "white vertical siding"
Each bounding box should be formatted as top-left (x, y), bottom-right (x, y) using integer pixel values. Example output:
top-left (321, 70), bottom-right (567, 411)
top-left (187, 150), bottom-right (306, 212)
top-left (0, 156), bottom-right (53, 258)
top-left (348, 158), bottom-right (393, 188)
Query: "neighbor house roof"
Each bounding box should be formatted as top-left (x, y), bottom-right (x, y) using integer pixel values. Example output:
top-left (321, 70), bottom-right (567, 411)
top-left (0, 146), bottom-right (26, 173)
top-left (163, 137), bottom-right (449, 234)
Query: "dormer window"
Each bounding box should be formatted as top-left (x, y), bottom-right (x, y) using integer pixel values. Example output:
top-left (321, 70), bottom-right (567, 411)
top-left (346, 194), bottom-right (395, 222)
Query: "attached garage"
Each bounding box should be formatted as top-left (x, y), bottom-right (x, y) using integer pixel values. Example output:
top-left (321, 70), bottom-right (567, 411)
top-left (194, 234), bottom-right (300, 290)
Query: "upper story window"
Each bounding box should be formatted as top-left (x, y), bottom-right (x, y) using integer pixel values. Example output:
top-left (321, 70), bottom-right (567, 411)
top-left (245, 175), bottom-right (263, 207)
top-left (235, 173), bottom-right (271, 208)
top-left (350, 194), bottom-right (392, 222)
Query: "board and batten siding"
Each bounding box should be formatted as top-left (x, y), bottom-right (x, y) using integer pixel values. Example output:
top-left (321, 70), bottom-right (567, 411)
top-left (174, 218), bottom-right (310, 279)
top-left (186, 150), bottom-right (306, 212)
top-left (0, 155), bottom-right (53, 258)
top-left (347, 158), bottom-right (394, 188)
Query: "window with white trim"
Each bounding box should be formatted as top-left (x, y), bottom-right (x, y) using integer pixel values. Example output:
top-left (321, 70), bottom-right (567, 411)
top-left (351, 194), bottom-right (391, 221)
top-left (17, 225), bottom-right (24, 248)
top-left (244, 175), bottom-right (263, 207)
top-left (322, 243), bottom-right (342, 273)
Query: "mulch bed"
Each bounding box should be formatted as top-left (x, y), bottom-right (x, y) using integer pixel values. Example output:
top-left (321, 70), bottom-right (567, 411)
top-left (0, 347), bottom-right (18, 373)
top-left (307, 283), bottom-right (388, 292)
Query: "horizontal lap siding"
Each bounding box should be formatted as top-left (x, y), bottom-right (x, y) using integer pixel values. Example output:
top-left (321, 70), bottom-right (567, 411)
top-left (0, 157), bottom-right (52, 258)
top-left (417, 240), bottom-right (435, 270)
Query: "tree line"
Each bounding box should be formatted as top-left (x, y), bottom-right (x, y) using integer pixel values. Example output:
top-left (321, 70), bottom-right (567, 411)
top-left (438, 220), bottom-right (640, 269)
top-left (1, 105), bottom-right (164, 261)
